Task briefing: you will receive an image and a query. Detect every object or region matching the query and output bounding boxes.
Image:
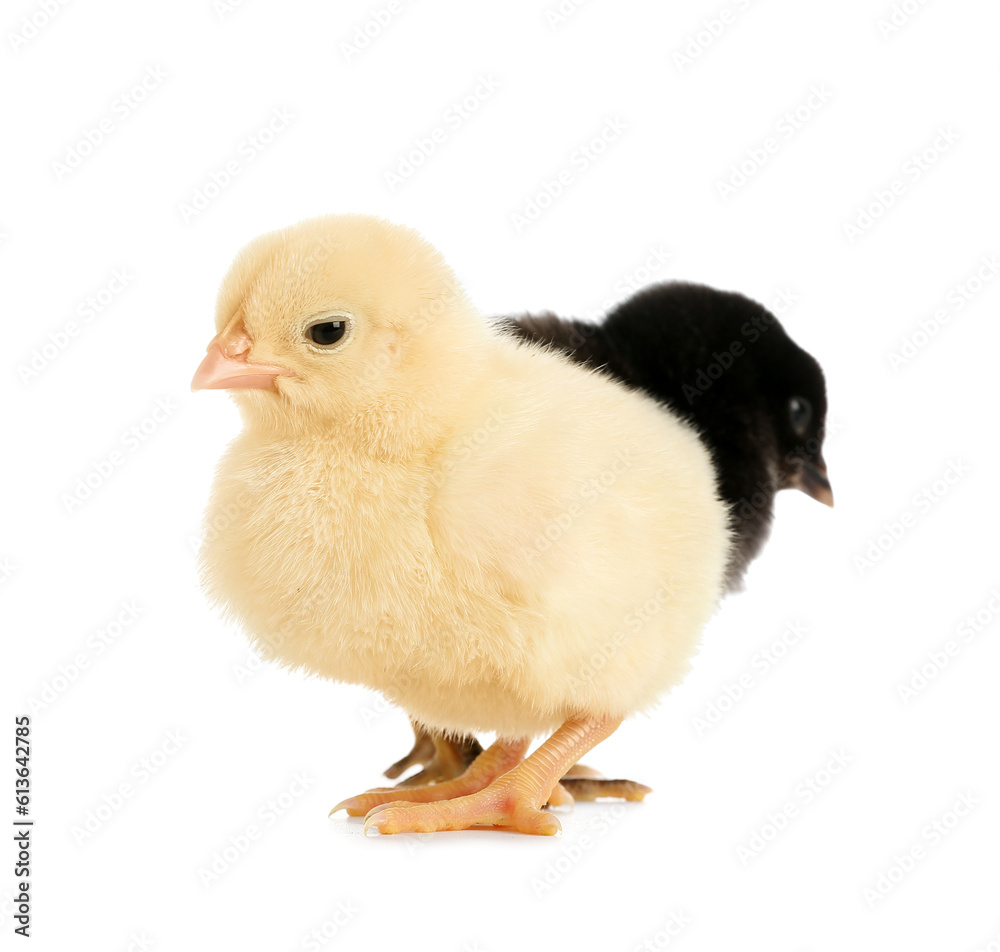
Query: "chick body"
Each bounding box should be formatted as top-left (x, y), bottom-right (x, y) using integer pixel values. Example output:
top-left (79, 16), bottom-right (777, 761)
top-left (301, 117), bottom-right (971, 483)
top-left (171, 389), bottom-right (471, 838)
top-left (199, 216), bottom-right (730, 740)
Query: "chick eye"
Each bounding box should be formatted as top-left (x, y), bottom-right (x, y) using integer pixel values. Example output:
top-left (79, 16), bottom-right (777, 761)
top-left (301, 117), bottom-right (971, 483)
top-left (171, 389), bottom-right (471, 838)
top-left (308, 320), bottom-right (348, 347)
top-left (789, 396), bottom-right (812, 435)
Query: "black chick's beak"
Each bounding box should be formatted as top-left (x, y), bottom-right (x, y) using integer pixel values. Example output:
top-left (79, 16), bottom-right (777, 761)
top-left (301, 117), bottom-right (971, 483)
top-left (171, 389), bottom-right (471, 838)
top-left (789, 459), bottom-right (834, 508)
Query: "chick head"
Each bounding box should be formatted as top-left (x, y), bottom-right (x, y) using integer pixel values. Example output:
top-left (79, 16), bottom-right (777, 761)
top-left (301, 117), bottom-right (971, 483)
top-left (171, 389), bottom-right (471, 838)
top-left (682, 287), bottom-right (833, 506)
top-left (753, 324), bottom-right (831, 506)
top-left (603, 281), bottom-right (833, 506)
top-left (192, 214), bottom-right (481, 433)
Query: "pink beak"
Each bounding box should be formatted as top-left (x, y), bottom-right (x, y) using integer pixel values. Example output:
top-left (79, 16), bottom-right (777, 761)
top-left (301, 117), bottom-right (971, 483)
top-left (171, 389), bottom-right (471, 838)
top-left (191, 316), bottom-right (294, 392)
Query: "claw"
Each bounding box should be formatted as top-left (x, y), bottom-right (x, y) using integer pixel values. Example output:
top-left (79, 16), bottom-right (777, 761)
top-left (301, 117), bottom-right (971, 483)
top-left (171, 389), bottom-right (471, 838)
top-left (363, 801), bottom-right (408, 835)
top-left (329, 796), bottom-right (365, 817)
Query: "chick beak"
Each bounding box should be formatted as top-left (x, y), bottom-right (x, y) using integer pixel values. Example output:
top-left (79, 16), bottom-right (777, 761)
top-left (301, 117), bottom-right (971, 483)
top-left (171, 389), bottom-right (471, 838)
top-left (789, 459), bottom-right (834, 508)
top-left (191, 318), bottom-right (294, 392)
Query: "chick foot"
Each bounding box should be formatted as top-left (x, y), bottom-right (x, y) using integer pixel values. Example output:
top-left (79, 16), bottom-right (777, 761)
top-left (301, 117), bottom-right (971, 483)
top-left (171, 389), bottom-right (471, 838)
top-left (333, 738), bottom-right (529, 817)
top-left (363, 715), bottom-right (622, 836)
top-left (382, 723), bottom-right (484, 786)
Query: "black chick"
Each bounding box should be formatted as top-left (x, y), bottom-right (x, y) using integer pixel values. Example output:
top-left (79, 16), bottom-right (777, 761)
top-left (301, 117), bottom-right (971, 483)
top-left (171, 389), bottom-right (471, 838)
top-left (383, 281), bottom-right (833, 797)
top-left (510, 281), bottom-right (832, 588)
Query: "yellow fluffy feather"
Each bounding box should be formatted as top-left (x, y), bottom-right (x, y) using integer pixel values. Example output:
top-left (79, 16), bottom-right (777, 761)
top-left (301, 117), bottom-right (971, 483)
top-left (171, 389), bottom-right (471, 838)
top-left (198, 214), bottom-right (731, 743)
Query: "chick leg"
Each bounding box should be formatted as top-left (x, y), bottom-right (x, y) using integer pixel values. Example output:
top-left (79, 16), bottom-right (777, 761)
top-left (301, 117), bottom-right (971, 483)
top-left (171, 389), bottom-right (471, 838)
top-left (331, 738), bottom-right (530, 817)
top-left (381, 724), bottom-right (436, 781)
top-left (383, 725), bottom-right (647, 802)
top-left (381, 722), bottom-right (484, 786)
top-left (363, 715), bottom-right (622, 836)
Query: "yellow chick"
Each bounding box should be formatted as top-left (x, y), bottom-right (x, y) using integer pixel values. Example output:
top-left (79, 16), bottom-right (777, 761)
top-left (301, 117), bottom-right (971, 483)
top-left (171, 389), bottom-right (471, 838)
top-left (193, 214), bottom-right (730, 835)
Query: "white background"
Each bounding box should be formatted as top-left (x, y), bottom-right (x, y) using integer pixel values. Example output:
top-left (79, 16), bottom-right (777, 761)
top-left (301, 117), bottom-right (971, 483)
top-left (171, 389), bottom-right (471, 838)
top-left (3, 0), bottom-right (999, 949)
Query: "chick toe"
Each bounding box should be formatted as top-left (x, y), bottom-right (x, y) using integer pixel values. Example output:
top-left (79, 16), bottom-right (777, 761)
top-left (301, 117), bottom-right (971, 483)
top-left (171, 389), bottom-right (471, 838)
top-left (559, 778), bottom-right (653, 802)
top-left (364, 789), bottom-right (561, 836)
top-left (395, 731), bottom-right (484, 787)
top-left (546, 782), bottom-right (574, 808)
top-left (332, 738), bottom-right (528, 817)
top-left (381, 728), bottom-right (436, 781)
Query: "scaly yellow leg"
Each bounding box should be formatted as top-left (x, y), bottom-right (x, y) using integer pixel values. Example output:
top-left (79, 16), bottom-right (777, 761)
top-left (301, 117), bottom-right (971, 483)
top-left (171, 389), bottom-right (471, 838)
top-left (362, 715), bottom-right (622, 836)
top-left (382, 724), bottom-right (650, 803)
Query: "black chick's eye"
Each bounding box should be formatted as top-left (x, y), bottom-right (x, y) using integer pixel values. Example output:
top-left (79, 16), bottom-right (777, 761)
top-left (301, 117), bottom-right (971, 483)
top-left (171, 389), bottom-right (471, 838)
top-left (789, 396), bottom-right (812, 435)
top-left (308, 320), bottom-right (348, 347)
